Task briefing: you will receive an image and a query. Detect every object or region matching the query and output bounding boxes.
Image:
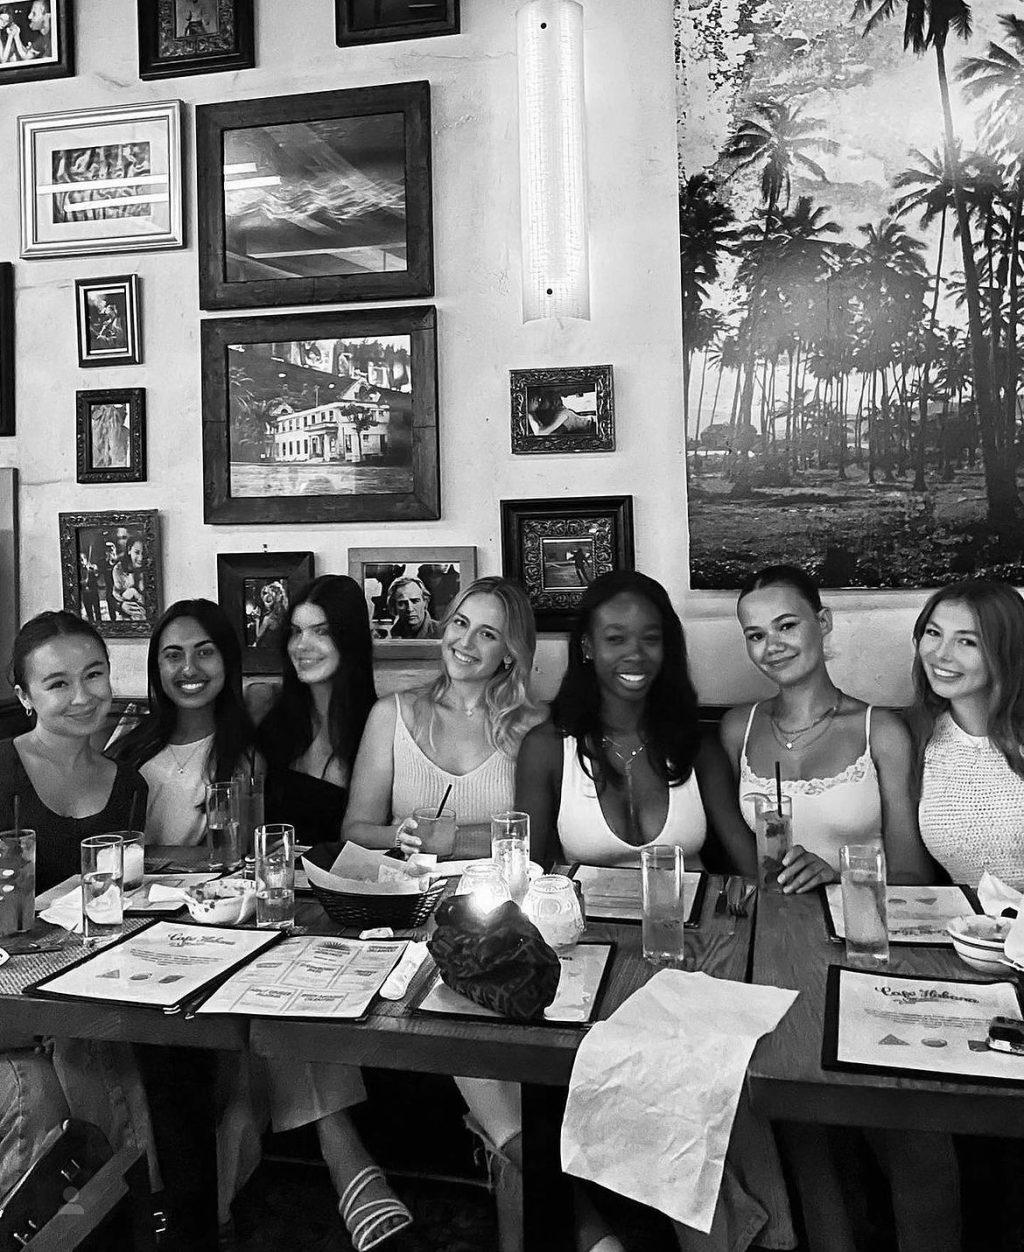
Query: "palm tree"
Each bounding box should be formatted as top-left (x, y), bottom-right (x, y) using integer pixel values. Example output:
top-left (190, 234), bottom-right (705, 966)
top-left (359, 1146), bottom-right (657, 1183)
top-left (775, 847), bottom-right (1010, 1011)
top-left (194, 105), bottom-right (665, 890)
top-left (854, 0), bottom-right (1017, 517)
top-left (680, 173), bottom-right (736, 430)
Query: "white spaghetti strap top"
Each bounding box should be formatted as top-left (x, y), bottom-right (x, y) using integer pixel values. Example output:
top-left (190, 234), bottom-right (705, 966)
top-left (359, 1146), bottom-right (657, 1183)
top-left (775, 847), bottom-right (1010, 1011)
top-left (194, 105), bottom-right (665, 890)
top-left (556, 736), bottom-right (706, 868)
top-left (739, 703), bottom-right (882, 872)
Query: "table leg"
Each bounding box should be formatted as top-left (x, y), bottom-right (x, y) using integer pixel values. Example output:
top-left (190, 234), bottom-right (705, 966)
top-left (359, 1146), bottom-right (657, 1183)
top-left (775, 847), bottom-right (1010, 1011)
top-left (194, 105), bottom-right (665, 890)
top-left (522, 1082), bottom-right (574, 1251)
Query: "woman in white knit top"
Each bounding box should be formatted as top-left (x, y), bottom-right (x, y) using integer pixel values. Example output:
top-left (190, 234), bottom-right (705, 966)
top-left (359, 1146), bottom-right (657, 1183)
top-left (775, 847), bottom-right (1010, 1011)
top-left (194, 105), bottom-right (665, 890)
top-left (913, 579), bottom-right (1024, 889)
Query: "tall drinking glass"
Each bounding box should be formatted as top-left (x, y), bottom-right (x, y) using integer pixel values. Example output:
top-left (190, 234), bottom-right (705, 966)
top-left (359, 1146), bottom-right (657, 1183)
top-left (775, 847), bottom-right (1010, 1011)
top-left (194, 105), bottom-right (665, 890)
top-left (491, 811), bottom-right (530, 905)
top-left (840, 843), bottom-right (889, 967)
top-left (255, 824), bottom-right (296, 930)
top-left (236, 777), bottom-right (265, 868)
top-left (752, 795), bottom-right (792, 892)
top-left (641, 844), bottom-right (685, 965)
top-left (81, 834), bottom-right (124, 946)
top-left (205, 782), bottom-right (242, 871)
top-left (0, 830), bottom-right (36, 937)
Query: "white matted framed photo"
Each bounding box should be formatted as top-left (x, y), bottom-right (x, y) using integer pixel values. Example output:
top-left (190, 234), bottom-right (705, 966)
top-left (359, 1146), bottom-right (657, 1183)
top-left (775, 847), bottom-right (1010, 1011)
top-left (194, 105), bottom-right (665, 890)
top-left (75, 275), bottom-right (142, 367)
top-left (510, 364), bottom-right (614, 455)
top-left (348, 546), bottom-right (476, 658)
top-left (20, 100), bottom-right (184, 259)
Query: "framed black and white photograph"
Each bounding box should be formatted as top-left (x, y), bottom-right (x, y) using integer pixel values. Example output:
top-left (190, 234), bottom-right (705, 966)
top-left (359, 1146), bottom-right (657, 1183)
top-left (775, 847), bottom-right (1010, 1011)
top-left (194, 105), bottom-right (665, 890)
top-left (501, 497), bottom-right (635, 632)
top-left (0, 264), bottom-right (13, 437)
top-left (201, 305), bottom-right (439, 525)
top-left (137, 0), bottom-right (254, 80)
top-left (59, 509), bottom-right (162, 638)
top-left (217, 551), bottom-right (314, 674)
top-left (349, 545), bottom-right (476, 658)
top-left (335, 0), bottom-right (459, 47)
top-left (0, 1), bottom-right (73, 86)
top-left (510, 365), bottom-right (614, 455)
top-left (19, 100), bottom-right (184, 259)
top-left (196, 82), bottom-right (433, 310)
top-left (74, 275), bottom-right (141, 367)
top-left (76, 389), bottom-right (146, 484)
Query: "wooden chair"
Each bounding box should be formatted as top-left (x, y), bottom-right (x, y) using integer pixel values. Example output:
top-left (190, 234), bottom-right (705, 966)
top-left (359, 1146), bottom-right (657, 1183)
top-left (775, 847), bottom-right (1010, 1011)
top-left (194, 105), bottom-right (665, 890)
top-left (0, 1118), bottom-right (159, 1251)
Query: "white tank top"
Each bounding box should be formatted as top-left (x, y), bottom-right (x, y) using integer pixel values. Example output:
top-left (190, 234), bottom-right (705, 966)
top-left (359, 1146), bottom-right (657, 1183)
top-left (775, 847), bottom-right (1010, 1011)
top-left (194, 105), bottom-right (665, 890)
top-left (139, 734), bottom-right (214, 846)
top-left (556, 736), bottom-right (707, 867)
top-left (738, 704), bottom-right (881, 872)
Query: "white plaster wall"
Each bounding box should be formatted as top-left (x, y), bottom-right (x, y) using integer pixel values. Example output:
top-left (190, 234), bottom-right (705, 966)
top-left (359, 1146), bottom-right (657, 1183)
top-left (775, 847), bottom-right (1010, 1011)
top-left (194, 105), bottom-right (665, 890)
top-left (0, 0), bottom-right (925, 707)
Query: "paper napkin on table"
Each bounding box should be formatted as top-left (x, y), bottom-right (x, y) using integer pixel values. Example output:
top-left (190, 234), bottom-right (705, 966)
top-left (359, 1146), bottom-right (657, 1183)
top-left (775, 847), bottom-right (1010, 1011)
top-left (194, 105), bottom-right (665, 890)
top-left (301, 844), bottom-right (428, 896)
top-left (977, 872), bottom-right (1022, 918)
top-left (38, 887), bottom-right (83, 933)
top-left (561, 970), bottom-right (797, 1233)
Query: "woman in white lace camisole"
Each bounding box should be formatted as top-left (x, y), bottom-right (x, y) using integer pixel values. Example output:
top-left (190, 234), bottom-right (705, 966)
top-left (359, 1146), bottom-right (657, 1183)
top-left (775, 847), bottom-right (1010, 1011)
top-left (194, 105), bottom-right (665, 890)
top-left (913, 579), bottom-right (1024, 889)
top-left (721, 565), bottom-right (931, 890)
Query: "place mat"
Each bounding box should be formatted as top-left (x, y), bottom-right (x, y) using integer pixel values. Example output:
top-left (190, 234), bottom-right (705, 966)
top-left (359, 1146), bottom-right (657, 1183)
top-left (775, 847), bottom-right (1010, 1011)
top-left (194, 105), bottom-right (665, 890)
top-left (820, 884), bottom-right (979, 947)
top-left (0, 918), bottom-right (150, 996)
top-left (568, 865), bottom-right (706, 926)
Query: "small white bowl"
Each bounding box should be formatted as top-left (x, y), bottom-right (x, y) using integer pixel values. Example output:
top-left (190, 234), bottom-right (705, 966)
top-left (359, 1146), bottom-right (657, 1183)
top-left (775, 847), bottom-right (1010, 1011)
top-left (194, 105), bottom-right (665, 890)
top-left (947, 914), bottom-right (1011, 973)
top-left (183, 879), bottom-right (256, 926)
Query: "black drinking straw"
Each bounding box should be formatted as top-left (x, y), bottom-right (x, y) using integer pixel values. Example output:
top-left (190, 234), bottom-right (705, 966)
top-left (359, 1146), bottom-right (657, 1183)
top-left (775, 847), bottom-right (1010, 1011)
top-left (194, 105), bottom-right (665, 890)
top-left (12, 794), bottom-right (19, 834)
top-left (435, 783), bottom-right (453, 818)
top-left (774, 761), bottom-right (783, 814)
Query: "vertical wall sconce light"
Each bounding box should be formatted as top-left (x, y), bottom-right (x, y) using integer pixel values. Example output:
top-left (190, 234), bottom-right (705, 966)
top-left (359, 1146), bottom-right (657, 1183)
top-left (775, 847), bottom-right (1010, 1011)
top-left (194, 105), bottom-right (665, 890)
top-left (516, 0), bottom-right (590, 322)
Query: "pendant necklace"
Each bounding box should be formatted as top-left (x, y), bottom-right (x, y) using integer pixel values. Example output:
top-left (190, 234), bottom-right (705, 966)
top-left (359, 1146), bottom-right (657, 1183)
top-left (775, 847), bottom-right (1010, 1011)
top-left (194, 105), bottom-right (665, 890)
top-left (167, 738), bottom-right (206, 776)
top-left (768, 696), bottom-right (841, 752)
top-left (603, 734), bottom-right (647, 842)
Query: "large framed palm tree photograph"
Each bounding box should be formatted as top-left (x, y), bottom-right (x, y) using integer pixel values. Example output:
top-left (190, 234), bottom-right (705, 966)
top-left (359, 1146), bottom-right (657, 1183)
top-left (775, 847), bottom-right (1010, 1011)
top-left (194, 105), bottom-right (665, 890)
top-left (677, 0), bottom-right (1024, 588)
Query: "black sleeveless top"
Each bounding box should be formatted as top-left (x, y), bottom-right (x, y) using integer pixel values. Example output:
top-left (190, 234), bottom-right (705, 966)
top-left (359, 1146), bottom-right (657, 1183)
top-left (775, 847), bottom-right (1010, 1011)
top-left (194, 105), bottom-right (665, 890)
top-left (0, 739), bottom-right (149, 891)
top-left (265, 765), bottom-right (348, 847)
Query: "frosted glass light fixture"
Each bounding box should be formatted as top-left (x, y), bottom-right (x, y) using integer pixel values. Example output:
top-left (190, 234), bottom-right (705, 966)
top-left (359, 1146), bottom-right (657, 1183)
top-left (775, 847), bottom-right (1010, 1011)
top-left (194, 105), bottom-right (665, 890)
top-left (516, 0), bottom-right (590, 321)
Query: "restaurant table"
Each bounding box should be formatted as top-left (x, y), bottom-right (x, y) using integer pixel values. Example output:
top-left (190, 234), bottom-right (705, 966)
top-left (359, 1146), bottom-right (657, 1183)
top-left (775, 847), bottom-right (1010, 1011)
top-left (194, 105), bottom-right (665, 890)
top-left (747, 889), bottom-right (1024, 1137)
top-left (7, 864), bottom-right (752, 1251)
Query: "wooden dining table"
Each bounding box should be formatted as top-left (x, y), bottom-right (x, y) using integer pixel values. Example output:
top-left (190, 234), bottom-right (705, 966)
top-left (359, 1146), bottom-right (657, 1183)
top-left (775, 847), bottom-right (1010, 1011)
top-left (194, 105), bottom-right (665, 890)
top-left (6, 864), bottom-right (753, 1251)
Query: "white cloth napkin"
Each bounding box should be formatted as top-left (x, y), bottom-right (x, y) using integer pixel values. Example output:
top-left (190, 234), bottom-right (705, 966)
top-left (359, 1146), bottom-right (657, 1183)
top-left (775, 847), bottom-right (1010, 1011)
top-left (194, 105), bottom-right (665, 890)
top-left (561, 970), bottom-right (798, 1233)
top-left (38, 887), bottom-right (84, 933)
top-left (977, 872), bottom-right (1022, 918)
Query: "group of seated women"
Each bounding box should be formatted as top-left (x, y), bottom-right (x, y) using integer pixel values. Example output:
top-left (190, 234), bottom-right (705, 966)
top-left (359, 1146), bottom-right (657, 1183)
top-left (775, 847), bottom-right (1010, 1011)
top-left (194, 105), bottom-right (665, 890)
top-left (1, 562), bottom-right (1022, 1252)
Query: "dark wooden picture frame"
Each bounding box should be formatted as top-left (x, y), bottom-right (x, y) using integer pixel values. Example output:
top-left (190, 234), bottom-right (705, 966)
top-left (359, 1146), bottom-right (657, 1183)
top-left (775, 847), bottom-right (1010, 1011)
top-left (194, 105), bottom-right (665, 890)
top-left (59, 509), bottom-right (162, 638)
top-left (335, 0), bottom-right (459, 46)
top-left (137, 0), bottom-right (255, 80)
top-left (501, 496), bottom-right (635, 632)
top-left (201, 304), bottom-right (440, 525)
top-left (196, 82), bottom-right (433, 311)
top-left (510, 364), bottom-right (615, 455)
top-left (0, 1), bottom-right (73, 86)
top-left (74, 275), bottom-right (142, 368)
top-left (76, 388), bottom-right (146, 484)
top-left (217, 550), bottom-right (314, 674)
top-left (348, 544), bottom-right (476, 659)
top-left (0, 264), bottom-right (13, 437)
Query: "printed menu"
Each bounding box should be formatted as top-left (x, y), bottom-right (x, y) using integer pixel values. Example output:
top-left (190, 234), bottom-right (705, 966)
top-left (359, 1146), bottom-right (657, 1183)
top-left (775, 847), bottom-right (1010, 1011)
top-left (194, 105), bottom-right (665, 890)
top-left (25, 920), bottom-right (280, 1013)
top-left (822, 884), bottom-right (977, 946)
top-left (570, 865), bottom-right (705, 925)
top-left (823, 966), bottom-right (1024, 1084)
top-left (196, 935), bottom-right (406, 1021)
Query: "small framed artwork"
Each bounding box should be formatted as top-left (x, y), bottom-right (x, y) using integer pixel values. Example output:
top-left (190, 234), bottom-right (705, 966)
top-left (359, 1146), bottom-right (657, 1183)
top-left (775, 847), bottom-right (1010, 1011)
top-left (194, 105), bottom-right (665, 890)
top-left (0, 1), bottom-right (73, 86)
top-left (510, 364), bottom-right (614, 455)
top-left (201, 304), bottom-right (440, 525)
top-left (196, 82), bottom-right (433, 310)
top-left (74, 275), bottom-right (142, 367)
top-left (349, 546), bottom-right (476, 658)
top-left (19, 100), bottom-right (184, 259)
top-left (501, 496), bottom-right (635, 632)
top-left (59, 510), bottom-right (162, 638)
top-left (137, 0), bottom-right (255, 80)
top-left (76, 389), bottom-right (146, 484)
top-left (217, 551), bottom-right (314, 674)
top-left (335, 0), bottom-right (459, 47)
top-left (0, 264), bottom-right (13, 437)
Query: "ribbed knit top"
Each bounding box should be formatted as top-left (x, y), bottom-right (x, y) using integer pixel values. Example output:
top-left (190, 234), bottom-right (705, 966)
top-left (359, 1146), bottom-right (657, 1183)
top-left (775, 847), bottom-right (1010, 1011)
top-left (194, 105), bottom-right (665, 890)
top-left (390, 694), bottom-right (515, 857)
top-left (919, 712), bottom-right (1024, 889)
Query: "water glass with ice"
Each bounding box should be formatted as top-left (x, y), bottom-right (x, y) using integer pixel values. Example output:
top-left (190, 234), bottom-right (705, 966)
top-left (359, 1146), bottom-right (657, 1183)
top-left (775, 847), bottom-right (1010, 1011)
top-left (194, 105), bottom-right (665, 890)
top-left (0, 830), bottom-right (36, 938)
top-left (840, 843), bottom-right (889, 967)
top-left (107, 831), bottom-right (145, 891)
top-left (491, 810), bottom-right (530, 905)
top-left (205, 782), bottom-right (242, 871)
top-left (255, 824), bottom-right (296, 930)
top-left (81, 834), bottom-right (124, 946)
top-left (640, 844), bottom-right (686, 965)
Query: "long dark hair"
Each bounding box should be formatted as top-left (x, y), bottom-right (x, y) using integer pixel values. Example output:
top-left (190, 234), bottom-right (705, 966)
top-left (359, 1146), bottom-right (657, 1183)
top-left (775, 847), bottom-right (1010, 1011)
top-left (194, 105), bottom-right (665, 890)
top-left (10, 610), bottom-right (109, 692)
top-left (115, 599), bottom-right (256, 782)
top-left (910, 579), bottom-right (1024, 778)
top-left (257, 575), bottom-right (376, 773)
top-left (551, 571), bottom-right (701, 788)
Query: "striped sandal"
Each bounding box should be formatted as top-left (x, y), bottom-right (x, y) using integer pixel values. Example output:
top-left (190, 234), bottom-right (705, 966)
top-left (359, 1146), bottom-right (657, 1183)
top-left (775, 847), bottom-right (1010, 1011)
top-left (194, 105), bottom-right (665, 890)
top-left (338, 1165), bottom-right (414, 1251)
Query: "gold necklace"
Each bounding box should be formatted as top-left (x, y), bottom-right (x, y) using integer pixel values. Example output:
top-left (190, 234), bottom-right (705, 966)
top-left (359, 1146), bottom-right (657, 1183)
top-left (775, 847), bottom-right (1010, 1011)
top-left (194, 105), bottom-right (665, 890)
top-left (602, 733), bottom-right (648, 772)
top-left (167, 738), bottom-right (207, 776)
top-left (768, 698), bottom-right (840, 751)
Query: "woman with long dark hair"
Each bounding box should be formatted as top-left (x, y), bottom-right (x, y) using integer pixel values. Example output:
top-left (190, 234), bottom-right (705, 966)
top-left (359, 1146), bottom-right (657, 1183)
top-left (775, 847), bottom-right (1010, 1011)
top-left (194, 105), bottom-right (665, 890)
top-left (912, 578), bottom-right (1024, 887)
top-left (516, 570), bottom-right (754, 870)
top-left (258, 574), bottom-right (376, 844)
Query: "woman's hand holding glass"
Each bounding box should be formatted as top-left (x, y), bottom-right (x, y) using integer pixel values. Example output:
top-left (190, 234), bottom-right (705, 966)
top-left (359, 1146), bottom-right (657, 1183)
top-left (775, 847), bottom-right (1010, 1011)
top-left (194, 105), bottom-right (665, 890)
top-left (393, 816), bottom-right (421, 857)
top-left (776, 845), bottom-right (837, 894)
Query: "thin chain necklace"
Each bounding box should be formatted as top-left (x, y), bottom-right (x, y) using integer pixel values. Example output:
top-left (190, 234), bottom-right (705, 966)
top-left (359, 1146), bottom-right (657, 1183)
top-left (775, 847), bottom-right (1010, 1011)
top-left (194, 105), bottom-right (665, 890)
top-left (602, 733), bottom-right (648, 772)
top-left (769, 696), bottom-right (841, 752)
top-left (167, 738), bottom-right (207, 776)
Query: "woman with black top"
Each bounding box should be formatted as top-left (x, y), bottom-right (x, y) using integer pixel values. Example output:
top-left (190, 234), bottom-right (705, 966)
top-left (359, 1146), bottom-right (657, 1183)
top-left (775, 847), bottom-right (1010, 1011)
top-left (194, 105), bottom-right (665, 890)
top-left (258, 574), bottom-right (376, 843)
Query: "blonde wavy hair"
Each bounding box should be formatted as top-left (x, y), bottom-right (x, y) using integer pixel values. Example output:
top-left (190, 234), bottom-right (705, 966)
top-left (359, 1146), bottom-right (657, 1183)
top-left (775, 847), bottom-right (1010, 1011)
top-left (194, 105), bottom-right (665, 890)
top-left (410, 576), bottom-right (540, 756)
